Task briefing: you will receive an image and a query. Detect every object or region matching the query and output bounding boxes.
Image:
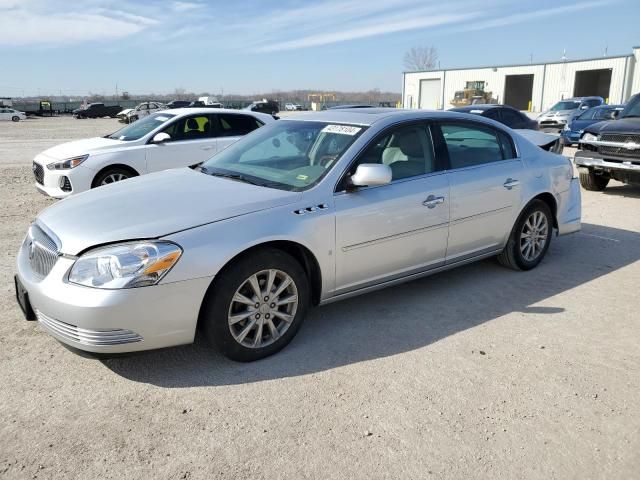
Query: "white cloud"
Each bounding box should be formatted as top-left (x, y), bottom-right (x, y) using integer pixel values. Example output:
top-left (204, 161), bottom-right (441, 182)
top-left (0, 4), bottom-right (157, 46)
top-left (171, 1), bottom-right (203, 12)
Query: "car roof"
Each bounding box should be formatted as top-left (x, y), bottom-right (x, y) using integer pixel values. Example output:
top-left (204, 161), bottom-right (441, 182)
top-left (449, 104), bottom-right (508, 112)
top-left (161, 107), bottom-right (263, 116)
top-left (283, 108), bottom-right (509, 127)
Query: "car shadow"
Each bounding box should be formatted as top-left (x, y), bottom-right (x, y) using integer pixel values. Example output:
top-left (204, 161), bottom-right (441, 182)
top-left (102, 222), bottom-right (639, 387)
top-left (601, 183), bottom-right (640, 199)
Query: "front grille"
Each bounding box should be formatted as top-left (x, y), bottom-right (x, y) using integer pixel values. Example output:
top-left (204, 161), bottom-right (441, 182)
top-left (25, 224), bottom-right (59, 278)
top-left (33, 162), bottom-right (44, 185)
top-left (599, 134), bottom-right (640, 159)
top-left (36, 311), bottom-right (143, 346)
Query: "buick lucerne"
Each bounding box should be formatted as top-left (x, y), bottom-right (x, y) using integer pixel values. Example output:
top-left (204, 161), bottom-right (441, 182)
top-left (16, 109), bottom-right (581, 361)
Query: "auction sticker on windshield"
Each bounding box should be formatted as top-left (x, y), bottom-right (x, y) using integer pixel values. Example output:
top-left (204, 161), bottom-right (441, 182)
top-left (321, 125), bottom-right (362, 135)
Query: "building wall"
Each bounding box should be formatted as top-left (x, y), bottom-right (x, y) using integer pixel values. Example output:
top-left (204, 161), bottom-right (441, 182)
top-left (403, 49), bottom-right (639, 113)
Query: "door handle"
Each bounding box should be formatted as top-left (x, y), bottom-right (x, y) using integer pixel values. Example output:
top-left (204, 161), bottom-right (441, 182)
top-left (503, 178), bottom-right (520, 189)
top-left (201, 145), bottom-right (215, 151)
top-left (422, 195), bottom-right (445, 208)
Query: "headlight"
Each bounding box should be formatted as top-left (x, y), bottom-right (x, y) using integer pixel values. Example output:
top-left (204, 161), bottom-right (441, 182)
top-left (563, 124), bottom-right (571, 131)
top-left (581, 133), bottom-right (599, 143)
top-left (69, 241), bottom-right (182, 289)
top-left (47, 154), bottom-right (89, 170)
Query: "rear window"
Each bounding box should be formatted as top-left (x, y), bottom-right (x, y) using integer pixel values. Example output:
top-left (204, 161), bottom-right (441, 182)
top-left (217, 114), bottom-right (263, 137)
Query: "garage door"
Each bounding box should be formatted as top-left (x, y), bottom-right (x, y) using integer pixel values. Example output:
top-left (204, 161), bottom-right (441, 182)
top-left (419, 79), bottom-right (441, 110)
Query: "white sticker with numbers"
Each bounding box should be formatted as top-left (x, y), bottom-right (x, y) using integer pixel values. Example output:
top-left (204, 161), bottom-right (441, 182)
top-left (321, 124), bottom-right (362, 135)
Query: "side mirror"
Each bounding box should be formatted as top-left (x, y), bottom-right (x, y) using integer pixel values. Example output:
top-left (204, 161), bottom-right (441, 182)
top-left (580, 105), bottom-right (589, 110)
top-left (350, 164), bottom-right (392, 188)
top-left (152, 132), bottom-right (171, 143)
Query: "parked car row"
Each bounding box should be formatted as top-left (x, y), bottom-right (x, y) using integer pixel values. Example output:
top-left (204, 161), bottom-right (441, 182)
top-left (17, 106), bottom-right (581, 361)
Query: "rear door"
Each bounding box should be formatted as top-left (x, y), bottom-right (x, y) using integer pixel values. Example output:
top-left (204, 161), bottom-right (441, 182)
top-left (212, 113), bottom-right (264, 152)
top-left (145, 113), bottom-right (218, 172)
top-left (435, 120), bottom-right (523, 262)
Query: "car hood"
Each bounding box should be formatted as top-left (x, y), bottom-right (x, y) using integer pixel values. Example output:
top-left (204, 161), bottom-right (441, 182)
top-left (587, 117), bottom-right (640, 134)
top-left (39, 137), bottom-right (127, 161)
top-left (541, 109), bottom-right (575, 117)
top-left (568, 119), bottom-right (596, 131)
top-left (36, 168), bottom-right (301, 255)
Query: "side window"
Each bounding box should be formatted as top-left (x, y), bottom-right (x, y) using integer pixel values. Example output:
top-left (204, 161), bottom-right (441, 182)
top-left (355, 124), bottom-right (435, 181)
top-left (500, 109), bottom-right (522, 128)
top-left (483, 110), bottom-right (499, 121)
top-left (440, 123), bottom-right (507, 169)
top-left (161, 115), bottom-right (211, 141)
top-left (216, 114), bottom-right (262, 137)
top-left (585, 99), bottom-right (601, 108)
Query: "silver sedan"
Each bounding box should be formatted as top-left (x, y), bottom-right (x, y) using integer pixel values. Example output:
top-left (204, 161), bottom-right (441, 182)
top-left (15, 109), bottom-right (581, 361)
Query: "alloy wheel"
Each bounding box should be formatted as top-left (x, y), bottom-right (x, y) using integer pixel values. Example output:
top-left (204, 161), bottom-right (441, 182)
top-left (228, 269), bottom-right (298, 349)
top-left (100, 173), bottom-right (129, 185)
top-left (520, 210), bottom-right (549, 262)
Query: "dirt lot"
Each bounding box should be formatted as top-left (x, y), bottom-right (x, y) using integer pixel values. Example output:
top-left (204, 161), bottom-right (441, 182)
top-left (1, 117), bottom-right (639, 480)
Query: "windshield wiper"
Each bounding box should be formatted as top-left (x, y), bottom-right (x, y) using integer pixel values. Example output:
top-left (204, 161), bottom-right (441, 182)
top-left (205, 170), bottom-right (265, 186)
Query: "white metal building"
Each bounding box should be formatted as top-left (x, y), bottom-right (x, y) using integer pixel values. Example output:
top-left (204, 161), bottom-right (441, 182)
top-left (403, 47), bottom-right (640, 112)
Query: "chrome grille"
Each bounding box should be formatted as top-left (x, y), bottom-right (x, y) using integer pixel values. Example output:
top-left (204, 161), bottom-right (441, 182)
top-left (25, 224), bottom-right (59, 278)
top-left (37, 311), bottom-right (143, 346)
top-left (33, 162), bottom-right (44, 185)
top-left (599, 134), bottom-right (640, 159)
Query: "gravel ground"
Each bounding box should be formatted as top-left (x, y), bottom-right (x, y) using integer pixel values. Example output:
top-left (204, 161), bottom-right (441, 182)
top-left (1, 117), bottom-right (639, 480)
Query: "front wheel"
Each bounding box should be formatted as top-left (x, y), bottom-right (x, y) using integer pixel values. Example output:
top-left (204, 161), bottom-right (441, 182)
top-left (201, 248), bottom-right (310, 361)
top-left (579, 169), bottom-right (609, 191)
top-left (92, 167), bottom-right (134, 188)
top-left (498, 200), bottom-right (553, 271)
top-left (11, 116), bottom-right (20, 122)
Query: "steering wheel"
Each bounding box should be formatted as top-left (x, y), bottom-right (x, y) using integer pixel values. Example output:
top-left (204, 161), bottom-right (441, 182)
top-left (316, 155), bottom-right (337, 168)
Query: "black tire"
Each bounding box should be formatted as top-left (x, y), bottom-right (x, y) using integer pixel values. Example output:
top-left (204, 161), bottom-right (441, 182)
top-left (201, 248), bottom-right (310, 362)
top-left (579, 169), bottom-right (609, 191)
top-left (92, 167), bottom-right (135, 188)
top-left (497, 199), bottom-right (553, 271)
top-left (11, 116), bottom-right (19, 122)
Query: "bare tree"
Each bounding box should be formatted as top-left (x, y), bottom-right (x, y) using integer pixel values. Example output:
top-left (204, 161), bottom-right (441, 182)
top-left (403, 46), bottom-right (439, 71)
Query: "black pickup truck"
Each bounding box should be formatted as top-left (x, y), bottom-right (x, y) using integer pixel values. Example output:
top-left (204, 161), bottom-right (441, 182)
top-left (73, 103), bottom-right (122, 119)
top-left (576, 93), bottom-right (640, 190)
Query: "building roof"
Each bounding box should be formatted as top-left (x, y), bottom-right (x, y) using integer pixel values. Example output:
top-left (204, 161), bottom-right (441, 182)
top-left (403, 52), bottom-right (633, 75)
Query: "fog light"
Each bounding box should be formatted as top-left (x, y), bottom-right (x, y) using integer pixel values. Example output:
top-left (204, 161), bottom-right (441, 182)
top-left (59, 176), bottom-right (72, 192)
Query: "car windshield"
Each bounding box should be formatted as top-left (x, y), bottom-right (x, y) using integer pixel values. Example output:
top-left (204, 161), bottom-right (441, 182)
top-left (620, 96), bottom-right (640, 118)
top-left (107, 112), bottom-right (176, 141)
top-left (201, 120), bottom-right (366, 191)
top-left (550, 101), bottom-right (581, 111)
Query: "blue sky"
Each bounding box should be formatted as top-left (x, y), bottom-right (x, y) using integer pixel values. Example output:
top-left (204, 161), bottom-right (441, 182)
top-left (0, 0), bottom-right (638, 96)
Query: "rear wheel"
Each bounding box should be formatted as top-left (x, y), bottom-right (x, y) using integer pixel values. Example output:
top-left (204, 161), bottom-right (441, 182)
top-left (579, 168), bottom-right (609, 191)
top-left (92, 167), bottom-right (135, 188)
top-left (201, 248), bottom-right (309, 362)
top-left (498, 200), bottom-right (553, 271)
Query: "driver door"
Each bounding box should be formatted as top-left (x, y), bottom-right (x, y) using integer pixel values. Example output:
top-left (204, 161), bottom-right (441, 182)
top-left (333, 123), bottom-right (450, 294)
top-left (145, 114), bottom-right (218, 172)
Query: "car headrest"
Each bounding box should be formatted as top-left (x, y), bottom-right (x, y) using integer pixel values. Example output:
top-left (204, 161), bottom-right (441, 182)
top-left (396, 130), bottom-right (424, 158)
top-left (186, 118), bottom-right (200, 130)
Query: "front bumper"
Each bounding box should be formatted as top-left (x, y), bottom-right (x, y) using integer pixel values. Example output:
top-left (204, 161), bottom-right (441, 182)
top-left (538, 117), bottom-right (569, 128)
top-left (33, 154), bottom-right (95, 198)
top-left (561, 130), bottom-right (581, 145)
top-left (16, 239), bottom-right (212, 353)
top-left (574, 150), bottom-right (640, 172)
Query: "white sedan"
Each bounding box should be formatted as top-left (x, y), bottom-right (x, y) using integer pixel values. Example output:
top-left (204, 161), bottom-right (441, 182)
top-left (32, 108), bottom-right (275, 198)
top-left (1, 107), bottom-right (27, 122)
